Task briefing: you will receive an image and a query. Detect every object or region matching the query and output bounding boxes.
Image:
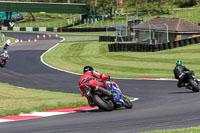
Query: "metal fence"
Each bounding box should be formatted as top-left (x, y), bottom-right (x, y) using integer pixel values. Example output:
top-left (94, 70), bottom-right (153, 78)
top-left (137, 23), bottom-right (169, 44)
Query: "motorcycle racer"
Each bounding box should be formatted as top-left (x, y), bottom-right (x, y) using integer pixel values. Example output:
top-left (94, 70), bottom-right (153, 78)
top-left (0, 51), bottom-right (9, 58)
top-left (3, 39), bottom-right (11, 50)
top-left (173, 60), bottom-right (191, 87)
top-left (79, 66), bottom-right (113, 107)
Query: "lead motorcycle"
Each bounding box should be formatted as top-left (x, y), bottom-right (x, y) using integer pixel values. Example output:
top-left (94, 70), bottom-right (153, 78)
top-left (181, 71), bottom-right (199, 92)
top-left (90, 80), bottom-right (133, 111)
top-left (0, 55), bottom-right (8, 67)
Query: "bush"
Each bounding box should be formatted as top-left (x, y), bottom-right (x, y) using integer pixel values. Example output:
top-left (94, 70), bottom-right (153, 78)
top-left (179, 0), bottom-right (198, 8)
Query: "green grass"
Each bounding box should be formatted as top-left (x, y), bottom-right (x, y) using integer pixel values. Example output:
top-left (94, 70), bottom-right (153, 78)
top-left (12, 4), bottom-right (200, 28)
top-left (0, 83), bottom-right (87, 117)
top-left (58, 31), bottom-right (116, 36)
top-left (0, 32), bottom-right (16, 46)
top-left (142, 127), bottom-right (200, 133)
top-left (74, 7), bottom-right (200, 28)
top-left (15, 13), bottom-right (81, 28)
top-left (43, 36), bottom-right (200, 79)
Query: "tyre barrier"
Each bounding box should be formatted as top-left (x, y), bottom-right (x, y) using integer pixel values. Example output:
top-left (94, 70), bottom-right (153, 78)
top-left (154, 44), bottom-right (159, 52)
top-left (163, 43), bottom-right (169, 50)
top-left (108, 37), bottom-right (200, 52)
top-left (179, 40), bottom-right (184, 47)
top-left (194, 37), bottom-right (200, 43)
top-left (174, 41), bottom-right (179, 48)
top-left (189, 38), bottom-right (195, 44)
top-left (168, 42), bottom-right (174, 49)
top-left (158, 44), bottom-right (163, 51)
top-left (184, 39), bottom-right (190, 45)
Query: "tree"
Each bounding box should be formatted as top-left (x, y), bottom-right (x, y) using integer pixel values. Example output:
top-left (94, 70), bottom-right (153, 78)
top-left (158, 0), bottom-right (162, 12)
top-left (170, 0), bottom-right (174, 14)
top-left (145, 0), bottom-right (151, 17)
top-left (152, 0), bottom-right (155, 11)
top-left (135, 0), bottom-right (138, 16)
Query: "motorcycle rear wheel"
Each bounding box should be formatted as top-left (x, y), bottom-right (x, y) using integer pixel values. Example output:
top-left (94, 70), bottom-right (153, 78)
top-left (189, 79), bottom-right (199, 92)
top-left (92, 95), bottom-right (114, 111)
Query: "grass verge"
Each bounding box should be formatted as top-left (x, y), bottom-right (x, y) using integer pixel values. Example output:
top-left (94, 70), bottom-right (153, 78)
top-left (43, 36), bottom-right (200, 79)
top-left (0, 32), bottom-right (16, 46)
top-left (0, 83), bottom-right (87, 117)
top-left (142, 127), bottom-right (200, 133)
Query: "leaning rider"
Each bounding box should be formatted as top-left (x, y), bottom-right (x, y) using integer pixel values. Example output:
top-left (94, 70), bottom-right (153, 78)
top-left (3, 39), bottom-right (11, 50)
top-left (79, 66), bottom-right (112, 107)
top-left (1, 51), bottom-right (9, 58)
top-left (173, 60), bottom-right (191, 88)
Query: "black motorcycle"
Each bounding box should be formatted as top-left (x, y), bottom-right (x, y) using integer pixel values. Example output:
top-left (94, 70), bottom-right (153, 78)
top-left (181, 71), bottom-right (199, 92)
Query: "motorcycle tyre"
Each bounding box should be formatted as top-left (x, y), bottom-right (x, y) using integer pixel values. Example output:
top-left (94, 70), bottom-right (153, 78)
top-left (189, 79), bottom-right (199, 92)
top-left (0, 60), bottom-right (6, 67)
top-left (92, 95), bottom-right (114, 111)
top-left (123, 96), bottom-right (133, 109)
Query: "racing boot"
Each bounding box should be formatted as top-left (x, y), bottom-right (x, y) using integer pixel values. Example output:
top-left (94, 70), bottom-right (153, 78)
top-left (87, 97), bottom-right (95, 107)
top-left (83, 86), bottom-right (92, 97)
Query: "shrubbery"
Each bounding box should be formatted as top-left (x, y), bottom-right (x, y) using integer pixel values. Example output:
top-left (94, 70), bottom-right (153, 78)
top-left (178, 0), bottom-right (198, 8)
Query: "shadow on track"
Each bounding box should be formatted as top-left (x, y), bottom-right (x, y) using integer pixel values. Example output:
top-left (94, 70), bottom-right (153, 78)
top-left (168, 91), bottom-right (194, 94)
top-left (75, 107), bottom-right (129, 113)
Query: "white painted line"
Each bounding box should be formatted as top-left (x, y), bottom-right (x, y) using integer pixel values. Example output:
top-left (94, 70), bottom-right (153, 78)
top-left (0, 32), bottom-right (194, 82)
top-left (39, 36), bottom-right (180, 81)
top-left (19, 112), bottom-right (68, 117)
top-left (0, 119), bottom-right (14, 122)
top-left (40, 37), bottom-right (82, 75)
top-left (131, 98), bottom-right (139, 102)
top-left (17, 87), bottom-right (26, 89)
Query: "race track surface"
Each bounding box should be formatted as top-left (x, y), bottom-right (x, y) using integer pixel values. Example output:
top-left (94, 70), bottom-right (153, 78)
top-left (0, 32), bottom-right (200, 133)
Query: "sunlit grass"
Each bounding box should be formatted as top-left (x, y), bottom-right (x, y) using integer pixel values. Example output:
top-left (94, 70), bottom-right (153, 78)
top-left (0, 83), bottom-right (87, 117)
top-left (43, 36), bottom-right (200, 79)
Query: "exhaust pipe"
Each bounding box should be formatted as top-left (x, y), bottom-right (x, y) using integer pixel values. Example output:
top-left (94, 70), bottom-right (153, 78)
top-left (94, 86), bottom-right (112, 96)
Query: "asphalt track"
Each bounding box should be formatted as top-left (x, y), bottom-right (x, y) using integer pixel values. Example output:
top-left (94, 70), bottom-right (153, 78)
top-left (0, 32), bottom-right (200, 133)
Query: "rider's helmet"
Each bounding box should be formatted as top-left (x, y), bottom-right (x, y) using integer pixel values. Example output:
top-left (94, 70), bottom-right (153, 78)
top-left (83, 66), bottom-right (94, 73)
top-left (6, 39), bottom-right (10, 44)
top-left (176, 60), bottom-right (182, 66)
top-left (4, 51), bottom-right (8, 54)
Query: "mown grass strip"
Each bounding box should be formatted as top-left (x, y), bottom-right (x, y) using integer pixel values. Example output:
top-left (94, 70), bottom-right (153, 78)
top-left (0, 83), bottom-right (87, 117)
top-left (0, 32), bottom-right (16, 46)
top-left (142, 127), bottom-right (200, 133)
top-left (43, 36), bottom-right (200, 79)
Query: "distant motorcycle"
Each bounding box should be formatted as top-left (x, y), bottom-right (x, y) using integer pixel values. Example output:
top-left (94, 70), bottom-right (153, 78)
top-left (0, 51), bottom-right (9, 67)
top-left (91, 80), bottom-right (133, 111)
top-left (181, 71), bottom-right (199, 92)
top-left (0, 56), bottom-right (8, 67)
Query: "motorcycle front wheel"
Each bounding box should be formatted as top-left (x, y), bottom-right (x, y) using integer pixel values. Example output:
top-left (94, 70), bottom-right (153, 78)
top-left (122, 96), bottom-right (133, 109)
top-left (92, 95), bottom-right (114, 111)
top-left (0, 60), bottom-right (6, 67)
top-left (189, 79), bottom-right (199, 92)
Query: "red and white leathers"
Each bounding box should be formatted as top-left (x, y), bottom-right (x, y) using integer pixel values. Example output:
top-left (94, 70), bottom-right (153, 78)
top-left (79, 70), bottom-right (110, 96)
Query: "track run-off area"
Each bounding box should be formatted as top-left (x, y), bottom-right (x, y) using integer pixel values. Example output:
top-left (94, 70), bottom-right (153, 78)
top-left (0, 32), bottom-right (200, 133)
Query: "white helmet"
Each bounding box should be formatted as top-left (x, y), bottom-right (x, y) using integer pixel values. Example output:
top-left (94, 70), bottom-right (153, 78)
top-left (4, 51), bottom-right (8, 54)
